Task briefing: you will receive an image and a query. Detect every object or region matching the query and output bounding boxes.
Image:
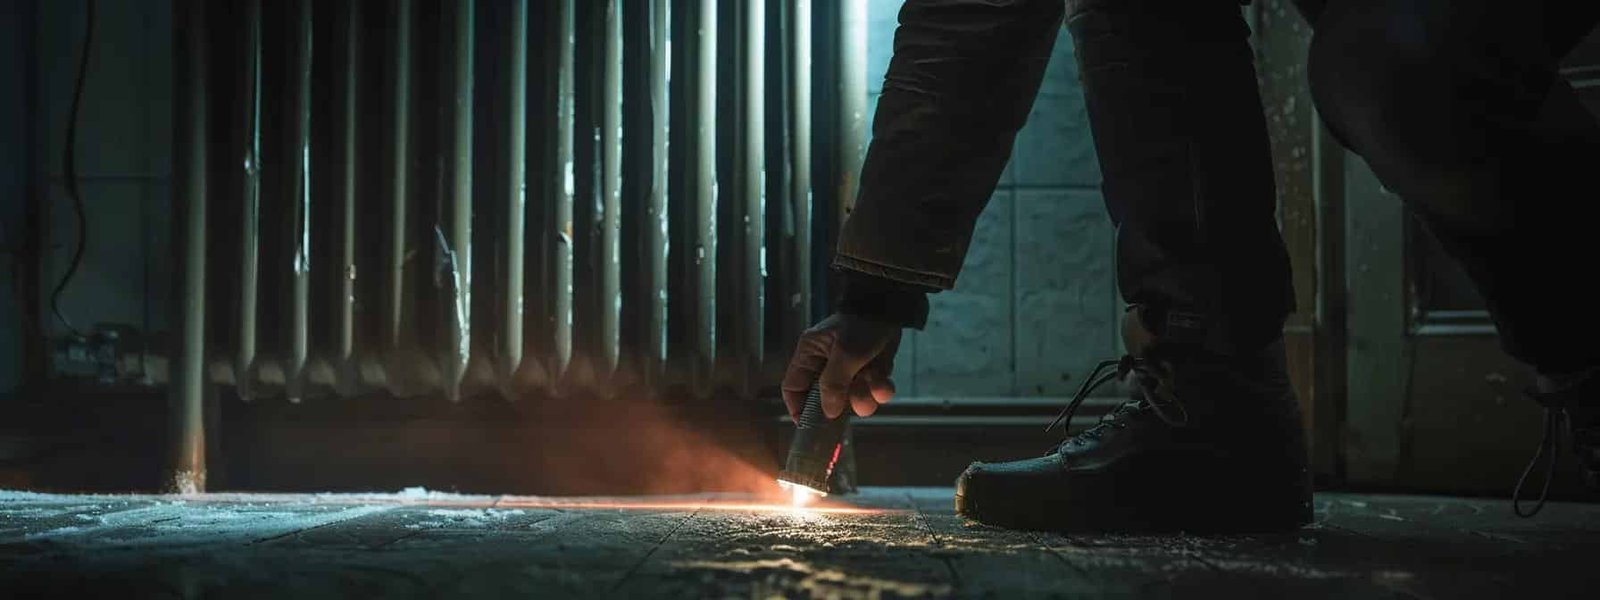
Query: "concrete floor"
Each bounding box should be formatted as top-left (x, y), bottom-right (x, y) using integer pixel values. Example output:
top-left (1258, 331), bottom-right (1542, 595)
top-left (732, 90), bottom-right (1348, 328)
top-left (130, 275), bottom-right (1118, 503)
top-left (3, 488), bottom-right (1599, 599)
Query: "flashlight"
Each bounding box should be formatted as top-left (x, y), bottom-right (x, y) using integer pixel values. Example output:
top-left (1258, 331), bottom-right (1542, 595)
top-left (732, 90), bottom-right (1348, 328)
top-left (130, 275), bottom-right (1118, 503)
top-left (777, 381), bottom-right (850, 499)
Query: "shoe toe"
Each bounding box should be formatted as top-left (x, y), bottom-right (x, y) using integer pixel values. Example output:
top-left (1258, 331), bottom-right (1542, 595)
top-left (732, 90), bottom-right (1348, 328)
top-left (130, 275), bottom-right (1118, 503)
top-left (953, 462), bottom-right (982, 514)
top-left (955, 456), bottom-right (1064, 522)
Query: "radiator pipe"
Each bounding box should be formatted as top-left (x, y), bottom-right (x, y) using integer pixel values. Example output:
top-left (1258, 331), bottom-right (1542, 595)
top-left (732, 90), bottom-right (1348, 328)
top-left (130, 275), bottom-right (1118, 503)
top-left (235, 0), bottom-right (262, 401)
top-left (738, 0), bottom-right (766, 388)
top-left (549, 0), bottom-right (577, 383)
top-left (499, 0), bottom-right (528, 394)
top-left (599, 0), bottom-right (624, 378)
top-left (689, 0), bottom-right (717, 388)
top-left (383, 0), bottom-right (410, 370)
top-left (332, 0), bottom-right (361, 396)
top-left (438, 0), bottom-right (474, 402)
top-left (285, 0), bottom-right (313, 403)
top-left (381, 0), bottom-right (423, 397)
top-left (169, 0), bottom-right (209, 493)
top-left (644, 0), bottom-right (670, 378)
top-left (835, 0), bottom-right (866, 229)
top-left (787, 0), bottom-right (812, 347)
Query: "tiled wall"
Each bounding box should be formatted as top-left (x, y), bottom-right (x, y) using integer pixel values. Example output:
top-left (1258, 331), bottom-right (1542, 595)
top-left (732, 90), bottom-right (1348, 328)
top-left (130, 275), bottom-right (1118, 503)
top-left (35, 0), bottom-right (174, 340)
top-left (865, 0), bottom-right (1118, 398)
top-left (1, 2), bottom-right (29, 395)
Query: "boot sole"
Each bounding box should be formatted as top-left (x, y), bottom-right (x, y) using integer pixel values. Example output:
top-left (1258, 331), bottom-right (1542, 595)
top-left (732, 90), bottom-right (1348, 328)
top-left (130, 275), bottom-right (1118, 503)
top-left (954, 460), bottom-right (1313, 534)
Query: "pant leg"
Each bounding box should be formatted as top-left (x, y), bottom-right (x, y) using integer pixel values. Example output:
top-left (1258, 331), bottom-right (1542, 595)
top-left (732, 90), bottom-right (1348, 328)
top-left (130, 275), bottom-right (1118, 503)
top-left (1309, 0), bottom-right (1600, 373)
top-left (1066, 0), bottom-right (1295, 352)
top-left (835, 0), bottom-right (1064, 290)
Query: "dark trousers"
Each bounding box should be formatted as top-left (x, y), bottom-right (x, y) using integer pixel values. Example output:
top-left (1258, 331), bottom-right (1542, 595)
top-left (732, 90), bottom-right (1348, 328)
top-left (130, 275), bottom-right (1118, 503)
top-left (1299, 0), bottom-right (1600, 373)
top-left (845, 0), bottom-right (1599, 371)
top-left (1065, 0), bottom-right (1292, 351)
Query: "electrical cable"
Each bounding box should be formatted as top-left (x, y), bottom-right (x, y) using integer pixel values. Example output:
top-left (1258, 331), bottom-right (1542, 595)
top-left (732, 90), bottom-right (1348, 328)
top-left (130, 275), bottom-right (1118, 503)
top-left (50, 0), bottom-right (96, 338)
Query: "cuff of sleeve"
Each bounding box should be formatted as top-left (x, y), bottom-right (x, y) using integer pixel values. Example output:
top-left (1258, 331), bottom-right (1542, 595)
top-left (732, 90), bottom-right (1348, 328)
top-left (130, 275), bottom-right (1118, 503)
top-left (835, 270), bottom-right (932, 330)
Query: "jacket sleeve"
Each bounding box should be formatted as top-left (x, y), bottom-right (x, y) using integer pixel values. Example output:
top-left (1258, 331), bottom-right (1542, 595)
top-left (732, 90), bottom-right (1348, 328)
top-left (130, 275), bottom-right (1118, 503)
top-left (834, 270), bottom-right (933, 330)
top-left (832, 0), bottom-right (1065, 290)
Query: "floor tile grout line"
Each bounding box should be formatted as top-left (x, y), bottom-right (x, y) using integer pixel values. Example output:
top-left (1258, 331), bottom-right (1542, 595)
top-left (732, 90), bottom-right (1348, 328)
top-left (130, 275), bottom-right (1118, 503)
top-left (906, 491), bottom-right (963, 590)
top-left (905, 491), bottom-right (943, 547)
top-left (1027, 531), bottom-right (1093, 579)
top-left (610, 504), bottom-right (703, 593)
top-left (367, 528), bottom-right (427, 551)
top-left (249, 505), bottom-right (397, 546)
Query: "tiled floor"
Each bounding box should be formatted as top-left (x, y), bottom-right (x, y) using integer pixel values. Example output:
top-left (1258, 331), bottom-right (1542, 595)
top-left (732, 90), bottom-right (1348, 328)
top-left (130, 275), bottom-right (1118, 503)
top-left (3, 487), bottom-right (1598, 598)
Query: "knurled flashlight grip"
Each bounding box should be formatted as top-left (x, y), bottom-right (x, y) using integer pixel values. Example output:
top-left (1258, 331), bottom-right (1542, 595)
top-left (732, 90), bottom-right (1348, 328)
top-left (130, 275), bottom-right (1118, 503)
top-left (778, 380), bottom-right (851, 494)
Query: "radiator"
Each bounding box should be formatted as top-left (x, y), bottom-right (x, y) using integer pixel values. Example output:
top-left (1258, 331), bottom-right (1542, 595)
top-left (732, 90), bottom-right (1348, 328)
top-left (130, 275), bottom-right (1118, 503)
top-left (168, 0), bottom-right (867, 417)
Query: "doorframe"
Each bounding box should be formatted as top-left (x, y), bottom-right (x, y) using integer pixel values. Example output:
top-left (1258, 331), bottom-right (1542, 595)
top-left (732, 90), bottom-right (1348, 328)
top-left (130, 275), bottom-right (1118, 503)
top-left (1338, 150), bottom-right (1411, 486)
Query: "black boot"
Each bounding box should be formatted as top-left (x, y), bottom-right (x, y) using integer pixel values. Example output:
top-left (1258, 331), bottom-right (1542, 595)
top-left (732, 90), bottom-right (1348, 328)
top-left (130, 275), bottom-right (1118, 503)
top-left (1513, 367), bottom-right (1600, 517)
top-left (954, 307), bottom-right (1313, 532)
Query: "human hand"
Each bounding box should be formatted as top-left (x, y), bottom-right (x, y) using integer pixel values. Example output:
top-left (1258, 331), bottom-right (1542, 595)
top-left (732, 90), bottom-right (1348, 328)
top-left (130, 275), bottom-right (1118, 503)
top-left (780, 313), bottom-right (903, 422)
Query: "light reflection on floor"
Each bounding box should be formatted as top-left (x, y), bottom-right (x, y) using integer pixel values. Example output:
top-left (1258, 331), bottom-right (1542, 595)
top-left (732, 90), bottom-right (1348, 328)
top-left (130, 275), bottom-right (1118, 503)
top-left (88, 489), bottom-right (892, 516)
top-left (494, 497), bottom-right (884, 515)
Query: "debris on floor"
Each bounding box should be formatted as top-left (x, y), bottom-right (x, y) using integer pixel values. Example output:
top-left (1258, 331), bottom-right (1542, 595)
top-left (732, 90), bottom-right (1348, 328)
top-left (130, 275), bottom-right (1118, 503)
top-left (3, 488), bottom-right (1598, 598)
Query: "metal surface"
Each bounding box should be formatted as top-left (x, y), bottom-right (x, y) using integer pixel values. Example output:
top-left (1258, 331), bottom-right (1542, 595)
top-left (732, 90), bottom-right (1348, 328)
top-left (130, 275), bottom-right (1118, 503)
top-left (286, 0), bottom-right (312, 403)
top-left (570, 0), bottom-right (619, 389)
top-left (778, 381), bottom-right (849, 494)
top-left (235, 0), bottom-right (262, 401)
top-left (169, 0), bottom-right (209, 493)
top-left (382, 0), bottom-right (412, 396)
top-left (786, 0), bottom-right (812, 350)
top-left (621, 0), bottom-right (671, 382)
top-left (331, 0), bottom-right (361, 396)
top-left (834, 0), bottom-right (866, 225)
top-left (540, 0), bottom-right (577, 385)
top-left (437, 0), bottom-right (474, 402)
top-left (166, 0), bottom-right (824, 402)
top-left (593, 0), bottom-right (625, 381)
top-left (604, 0), bottom-right (624, 378)
top-left (645, 0), bottom-right (671, 379)
top-left (738, 0), bottom-right (766, 386)
top-left (499, 0), bottom-right (528, 393)
top-left (677, 0), bottom-right (718, 388)
top-left (806, 0), bottom-right (866, 313)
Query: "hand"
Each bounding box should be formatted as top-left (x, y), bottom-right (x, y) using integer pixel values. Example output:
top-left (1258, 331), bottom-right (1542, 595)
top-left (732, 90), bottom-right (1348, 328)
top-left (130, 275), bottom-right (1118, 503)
top-left (781, 313), bottom-right (902, 422)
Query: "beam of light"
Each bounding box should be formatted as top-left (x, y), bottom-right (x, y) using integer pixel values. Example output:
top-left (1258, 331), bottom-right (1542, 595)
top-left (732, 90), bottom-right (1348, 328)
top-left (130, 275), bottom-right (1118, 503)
top-left (146, 491), bottom-right (888, 515)
top-left (777, 479), bottom-right (827, 510)
top-left (495, 498), bottom-right (880, 515)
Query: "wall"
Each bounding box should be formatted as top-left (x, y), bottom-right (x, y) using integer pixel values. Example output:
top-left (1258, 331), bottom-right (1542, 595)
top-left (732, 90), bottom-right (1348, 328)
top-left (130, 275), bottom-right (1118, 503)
top-left (865, 0), bottom-right (1117, 399)
top-left (34, 0), bottom-right (173, 345)
top-left (1, 0), bottom-right (33, 398)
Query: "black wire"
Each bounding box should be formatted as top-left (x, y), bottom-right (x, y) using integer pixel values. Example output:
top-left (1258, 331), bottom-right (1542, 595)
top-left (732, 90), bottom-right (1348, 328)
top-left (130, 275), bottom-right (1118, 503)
top-left (50, 0), bottom-right (96, 338)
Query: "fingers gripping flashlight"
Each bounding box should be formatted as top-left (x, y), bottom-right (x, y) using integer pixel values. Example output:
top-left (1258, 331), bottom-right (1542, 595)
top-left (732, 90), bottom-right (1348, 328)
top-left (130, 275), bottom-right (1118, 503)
top-left (777, 381), bottom-right (850, 503)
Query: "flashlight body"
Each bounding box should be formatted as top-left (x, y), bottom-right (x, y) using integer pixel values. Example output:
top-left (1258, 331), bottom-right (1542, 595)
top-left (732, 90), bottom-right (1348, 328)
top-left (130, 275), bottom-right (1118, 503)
top-left (778, 381), bottom-right (851, 494)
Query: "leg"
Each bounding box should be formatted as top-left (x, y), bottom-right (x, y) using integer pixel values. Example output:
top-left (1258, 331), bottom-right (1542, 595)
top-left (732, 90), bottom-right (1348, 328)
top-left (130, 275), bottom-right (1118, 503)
top-left (1309, 0), bottom-right (1600, 505)
top-left (956, 0), bottom-right (1313, 533)
top-left (1309, 0), bottom-right (1600, 374)
top-left (1068, 0), bottom-right (1295, 353)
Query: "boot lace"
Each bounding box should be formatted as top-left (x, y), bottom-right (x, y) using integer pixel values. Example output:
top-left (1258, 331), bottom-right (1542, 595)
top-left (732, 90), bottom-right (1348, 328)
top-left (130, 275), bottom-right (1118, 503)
top-left (1044, 356), bottom-right (1189, 449)
top-left (1514, 387), bottom-right (1573, 518)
